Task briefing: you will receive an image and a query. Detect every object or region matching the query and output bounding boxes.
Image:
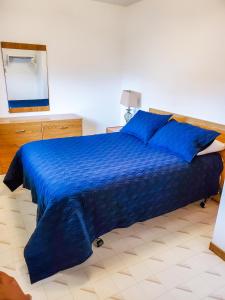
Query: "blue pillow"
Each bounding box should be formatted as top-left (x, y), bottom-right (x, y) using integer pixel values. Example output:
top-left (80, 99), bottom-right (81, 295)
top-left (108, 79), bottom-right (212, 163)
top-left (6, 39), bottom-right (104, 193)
top-left (120, 110), bottom-right (172, 144)
top-left (149, 119), bottom-right (220, 162)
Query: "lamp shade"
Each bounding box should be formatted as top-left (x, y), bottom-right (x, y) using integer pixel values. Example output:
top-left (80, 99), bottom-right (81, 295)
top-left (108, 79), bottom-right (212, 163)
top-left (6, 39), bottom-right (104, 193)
top-left (120, 90), bottom-right (141, 108)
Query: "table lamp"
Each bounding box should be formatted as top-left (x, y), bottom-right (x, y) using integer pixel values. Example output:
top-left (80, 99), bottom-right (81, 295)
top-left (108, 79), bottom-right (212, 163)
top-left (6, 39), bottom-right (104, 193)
top-left (120, 90), bottom-right (141, 123)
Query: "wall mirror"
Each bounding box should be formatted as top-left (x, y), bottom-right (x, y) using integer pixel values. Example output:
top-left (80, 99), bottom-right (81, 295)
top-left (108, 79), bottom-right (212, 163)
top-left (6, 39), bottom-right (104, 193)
top-left (1, 42), bottom-right (50, 113)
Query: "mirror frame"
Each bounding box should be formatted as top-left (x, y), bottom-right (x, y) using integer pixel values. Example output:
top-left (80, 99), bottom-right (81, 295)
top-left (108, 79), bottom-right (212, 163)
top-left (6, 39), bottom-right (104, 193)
top-left (1, 41), bottom-right (50, 113)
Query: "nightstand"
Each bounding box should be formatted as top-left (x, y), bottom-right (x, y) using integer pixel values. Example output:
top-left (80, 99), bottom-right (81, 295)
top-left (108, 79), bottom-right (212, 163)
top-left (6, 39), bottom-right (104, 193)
top-left (106, 126), bottom-right (123, 133)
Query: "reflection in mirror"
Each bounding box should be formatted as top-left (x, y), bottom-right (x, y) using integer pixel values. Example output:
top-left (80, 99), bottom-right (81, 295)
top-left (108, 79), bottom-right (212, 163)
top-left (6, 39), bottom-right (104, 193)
top-left (1, 42), bottom-right (50, 113)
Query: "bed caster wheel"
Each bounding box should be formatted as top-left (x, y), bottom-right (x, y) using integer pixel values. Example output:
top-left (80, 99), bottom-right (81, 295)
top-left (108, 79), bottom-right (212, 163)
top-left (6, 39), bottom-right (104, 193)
top-left (200, 199), bottom-right (207, 208)
top-left (200, 201), bottom-right (205, 208)
top-left (94, 238), bottom-right (104, 248)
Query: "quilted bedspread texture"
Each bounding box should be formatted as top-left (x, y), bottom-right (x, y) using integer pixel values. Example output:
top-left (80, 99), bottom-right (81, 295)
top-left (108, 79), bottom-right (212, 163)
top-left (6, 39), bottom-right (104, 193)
top-left (4, 132), bottom-right (223, 283)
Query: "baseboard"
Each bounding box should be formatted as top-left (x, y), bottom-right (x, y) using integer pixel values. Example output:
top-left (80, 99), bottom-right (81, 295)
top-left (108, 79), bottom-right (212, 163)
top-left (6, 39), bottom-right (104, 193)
top-left (209, 242), bottom-right (225, 261)
top-left (211, 195), bottom-right (220, 203)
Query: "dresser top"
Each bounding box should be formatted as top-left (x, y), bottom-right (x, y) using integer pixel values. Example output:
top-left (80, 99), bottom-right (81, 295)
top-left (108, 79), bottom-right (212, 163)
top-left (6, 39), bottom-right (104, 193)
top-left (0, 114), bottom-right (82, 124)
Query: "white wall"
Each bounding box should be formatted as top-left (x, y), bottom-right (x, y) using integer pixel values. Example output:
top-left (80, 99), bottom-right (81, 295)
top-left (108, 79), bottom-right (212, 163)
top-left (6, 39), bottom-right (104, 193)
top-left (212, 188), bottom-right (225, 251)
top-left (1, 0), bottom-right (225, 133)
top-left (0, 0), bottom-right (123, 134)
top-left (122, 0), bottom-right (225, 124)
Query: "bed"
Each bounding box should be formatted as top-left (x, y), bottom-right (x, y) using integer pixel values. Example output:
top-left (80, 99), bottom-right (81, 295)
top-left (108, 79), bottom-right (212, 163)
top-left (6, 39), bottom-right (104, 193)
top-left (4, 109), bottom-right (225, 283)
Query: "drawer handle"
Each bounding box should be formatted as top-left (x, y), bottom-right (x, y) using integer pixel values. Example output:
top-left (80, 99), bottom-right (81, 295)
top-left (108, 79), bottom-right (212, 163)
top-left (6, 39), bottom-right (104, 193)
top-left (16, 130), bottom-right (26, 134)
top-left (60, 126), bottom-right (69, 130)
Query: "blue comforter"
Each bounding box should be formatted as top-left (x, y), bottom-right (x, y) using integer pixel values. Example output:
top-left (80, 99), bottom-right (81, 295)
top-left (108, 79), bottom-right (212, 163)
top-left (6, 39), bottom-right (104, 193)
top-left (4, 132), bottom-right (223, 283)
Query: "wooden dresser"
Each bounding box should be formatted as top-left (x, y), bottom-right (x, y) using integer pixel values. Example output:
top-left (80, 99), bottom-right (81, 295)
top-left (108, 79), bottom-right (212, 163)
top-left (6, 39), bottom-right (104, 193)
top-left (0, 114), bottom-right (82, 174)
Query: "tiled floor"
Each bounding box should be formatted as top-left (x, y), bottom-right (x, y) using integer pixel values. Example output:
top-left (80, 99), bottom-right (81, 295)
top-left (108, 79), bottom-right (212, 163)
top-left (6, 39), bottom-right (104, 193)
top-left (0, 175), bottom-right (225, 300)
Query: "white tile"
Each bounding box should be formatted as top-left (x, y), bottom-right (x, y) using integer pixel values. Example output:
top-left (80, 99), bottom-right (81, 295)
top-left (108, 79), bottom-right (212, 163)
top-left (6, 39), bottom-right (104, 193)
top-left (102, 253), bottom-right (126, 273)
top-left (156, 264), bottom-right (197, 289)
top-left (178, 272), bottom-right (225, 298)
top-left (121, 283), bottom-right (147, 300)
top-left (206, 261), bottom-right (225, 278)
top-left (120, 250), bottom-right (142, 266)
top-left (25, 286), bottom-right (48, 300)
top-left (133, 240), bottom-right (169, 261)
top-left (95, 245), bottom-right (116, 260)
top-left (179, 236), bottom-right (214, 253)
top-left (145, 256), bottom-right (170, 275)
top-left (168, 287), bottom-right (200, 300)
top-left (84, 264), bottom-right (108, 282)
top-left (43, 281), bottom-right (73, 300)
top-left (207, 285), bottom-right (225, 300)
top-left (94, 276), bottom-right (119, 299)
top-left (139, 278), bottom-right (167, 300)
top-left (111, 269), bottom-right (136, 291)
top-left (128, 259), bottom-right (152, 281)
top-left (63, 268), bottom-right (89, 290)
top-left (181, 252), bottom-right (222, 273)
top-left (73, 285), bottom-right (99, 300)
top-left (153, 231), bottom-right (190, 248)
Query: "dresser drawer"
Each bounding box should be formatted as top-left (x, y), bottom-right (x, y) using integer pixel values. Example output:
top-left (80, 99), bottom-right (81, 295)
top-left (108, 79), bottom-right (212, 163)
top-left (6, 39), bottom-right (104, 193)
top-left (42, 119), bottom-right (82, 140)
top-left (0, 122), bottom-right (42, 147)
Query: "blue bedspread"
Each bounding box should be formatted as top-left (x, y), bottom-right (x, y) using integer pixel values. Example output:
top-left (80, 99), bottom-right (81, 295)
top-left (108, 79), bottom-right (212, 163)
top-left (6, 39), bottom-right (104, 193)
top-left (4, 132), bottom-right (223, 283)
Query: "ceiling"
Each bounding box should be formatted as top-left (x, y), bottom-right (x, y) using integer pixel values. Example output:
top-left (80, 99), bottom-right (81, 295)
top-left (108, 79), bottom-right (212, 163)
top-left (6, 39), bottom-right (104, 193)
top-left (92, 0), bottom-right (142, 6)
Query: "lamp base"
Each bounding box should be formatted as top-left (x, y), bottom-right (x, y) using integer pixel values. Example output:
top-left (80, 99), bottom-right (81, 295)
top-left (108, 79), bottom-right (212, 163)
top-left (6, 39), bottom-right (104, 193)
top-left (124, 108), bottom-right (133, 123)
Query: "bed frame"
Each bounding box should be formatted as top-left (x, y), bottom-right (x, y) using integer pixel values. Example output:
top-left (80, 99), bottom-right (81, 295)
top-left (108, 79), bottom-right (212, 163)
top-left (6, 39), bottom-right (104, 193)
top-left (149, 108), bottom-right (225, 201)
top-left (95, 109), bottom-right (225, 249)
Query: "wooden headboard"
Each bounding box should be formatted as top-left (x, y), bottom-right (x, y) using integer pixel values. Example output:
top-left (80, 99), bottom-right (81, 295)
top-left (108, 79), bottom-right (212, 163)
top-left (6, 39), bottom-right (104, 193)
top-left (149, 108), bottom-right (225, 199)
